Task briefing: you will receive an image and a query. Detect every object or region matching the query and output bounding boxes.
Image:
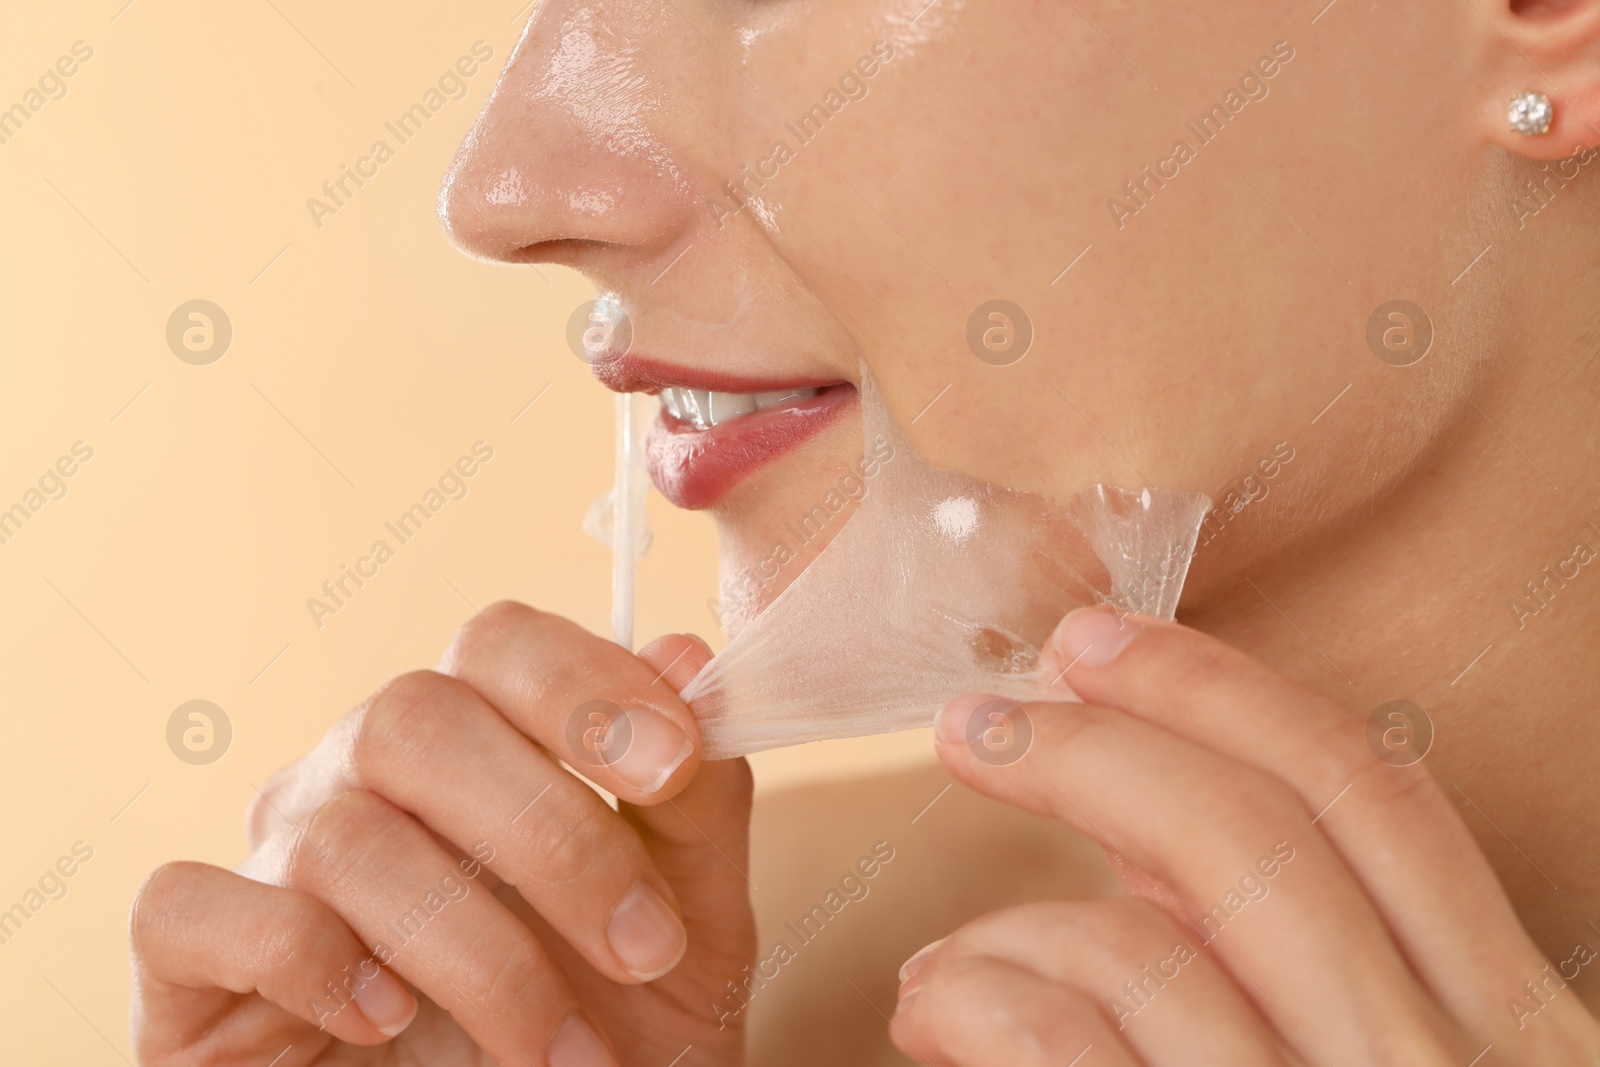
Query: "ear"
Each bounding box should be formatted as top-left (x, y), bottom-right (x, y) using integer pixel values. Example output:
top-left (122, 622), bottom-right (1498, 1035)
top-left (1478, 0), bottom-right (1600, 161)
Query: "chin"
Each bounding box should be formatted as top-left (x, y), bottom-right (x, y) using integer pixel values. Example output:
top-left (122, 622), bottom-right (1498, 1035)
top-left (698, 410), bottom-right (873, 637)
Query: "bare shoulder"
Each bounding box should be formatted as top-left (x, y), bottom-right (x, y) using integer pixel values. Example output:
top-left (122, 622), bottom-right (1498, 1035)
top-left (742, 762), bottom-right (1116, 1067)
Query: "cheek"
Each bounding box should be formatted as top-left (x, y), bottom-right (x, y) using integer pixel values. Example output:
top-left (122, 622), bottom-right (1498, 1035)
top-left (743, 0), bottom-right (1310, 500)
top-left (721, 0), bottom-right (1476, 589)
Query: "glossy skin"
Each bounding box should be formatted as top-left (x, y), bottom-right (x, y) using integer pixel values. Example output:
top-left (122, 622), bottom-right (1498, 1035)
top-left (133, 0), bottom-right (1600, 1064)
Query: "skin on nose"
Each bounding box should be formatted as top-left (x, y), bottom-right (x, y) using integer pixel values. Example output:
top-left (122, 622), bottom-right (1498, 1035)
top-left (437, 1), bottom-right (712, 264)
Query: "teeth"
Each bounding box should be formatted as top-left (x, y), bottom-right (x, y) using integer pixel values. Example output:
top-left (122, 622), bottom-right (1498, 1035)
top-left (659, 388), bottom-right (685, 421)
top-left (657, 386), bottom-right (821, 430)
top-left (709, 391), bottom-right (758, 424)
top-left (754, 390), bottom-right (808, 406)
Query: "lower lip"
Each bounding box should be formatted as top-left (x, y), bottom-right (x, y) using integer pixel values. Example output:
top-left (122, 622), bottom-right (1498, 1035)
top-left (645, 385), bottom-right (856, 509)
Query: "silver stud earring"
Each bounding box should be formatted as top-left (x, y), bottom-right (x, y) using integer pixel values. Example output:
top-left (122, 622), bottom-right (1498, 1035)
top-left (1508, 91), bottom-right (1553, 136)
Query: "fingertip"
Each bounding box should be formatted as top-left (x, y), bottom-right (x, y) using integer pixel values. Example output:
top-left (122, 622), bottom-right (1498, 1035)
top-left (636, 633), bottom-right (714, 692)
top-left (934, 693), bottom-right (1002, 748)
top-left (549, 1012), bottom-right (621, 1067)
top-left (607, 881), bottom-right (689, 982)
top-left (604, 708), bottom-right (696, 799)
top-left (1048, 605), bottom-right (1143, 672)
top-left (353, 964), bottom-right (418, 1040)
top-left (934, 694), bottom-right (1035, 773)
top-left (611, 634), bottom-right (713, 800)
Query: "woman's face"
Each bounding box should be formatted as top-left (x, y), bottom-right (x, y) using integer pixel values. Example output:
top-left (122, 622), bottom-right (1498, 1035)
top-left (442, 0), bottom-right (1526, 617)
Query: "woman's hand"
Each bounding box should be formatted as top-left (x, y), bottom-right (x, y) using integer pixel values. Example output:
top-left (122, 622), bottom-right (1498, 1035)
top-left (131, 602), bottom-right (754, 1067)
top-left (892, 607), bottom-right (1600, 1066)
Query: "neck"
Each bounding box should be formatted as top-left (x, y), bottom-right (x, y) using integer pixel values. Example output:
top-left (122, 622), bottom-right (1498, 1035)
top-left (1188, 281), bottom-right (1600, 1000)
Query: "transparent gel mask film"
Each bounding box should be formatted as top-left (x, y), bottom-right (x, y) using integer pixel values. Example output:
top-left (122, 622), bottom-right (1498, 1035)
top-left (600, 367), bottom-right (1212, 760)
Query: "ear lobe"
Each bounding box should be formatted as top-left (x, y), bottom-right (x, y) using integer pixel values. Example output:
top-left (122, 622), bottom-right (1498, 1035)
top-left (1479, 0), bottom-right (1600, 161)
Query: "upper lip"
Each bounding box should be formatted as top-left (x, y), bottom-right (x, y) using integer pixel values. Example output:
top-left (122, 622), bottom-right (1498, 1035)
top-left (591, 353), bottom-right (848, 396)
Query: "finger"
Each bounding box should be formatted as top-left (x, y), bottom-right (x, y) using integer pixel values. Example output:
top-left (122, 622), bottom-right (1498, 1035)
top-left (625, 635), bottom-right (758, 988)
top-left (246, 789), bottom-right (619, 1067)
top-left (933, 693), bottom-right (1466, 1065)
top-left (908, 898), bottom-right (1289, 1067)
top-left (636, 631), bottom-right (714, 691)
top-left (324, 669), bottom-right (691, 985)
top-left (438, 601), bottom-right (701, 802)
top-left (892, 954), bottom-right (1143, 1067)
top-left (130, 861), bottom-right (417, 1055)
top-left (250, 632), bottom-right (716, 992)
top-left (248, 608), bottom-right (701, 846)
top-left (1041, 607), bottom-right (1557, 1040)
top-left (512, 633), bottom-right (757, 1061)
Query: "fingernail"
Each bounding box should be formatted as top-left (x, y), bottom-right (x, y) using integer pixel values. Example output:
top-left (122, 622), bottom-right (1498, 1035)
top-left (1052, 607), bottom-right (1140, 670)
top-left (607, 882), bottom-right (688, 981)
top-left (549, 1012), bottom-right (618, 1067)
top-left (934, 693), bottom-right (1000, 746)
top-left (898, 938), bottom-right (943, 984)
top-left (606, 710), bottom-right (693, 793)
top-left (353, 965), bottom-right (417, 1038)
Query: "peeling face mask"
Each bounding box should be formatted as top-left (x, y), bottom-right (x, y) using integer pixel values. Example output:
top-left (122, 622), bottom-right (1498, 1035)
top-left (599, 369), bottom-right (1212, 759)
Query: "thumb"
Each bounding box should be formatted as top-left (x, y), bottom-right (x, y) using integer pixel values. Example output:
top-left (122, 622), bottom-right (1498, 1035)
top-left (636, 632), bottom-right (716, 692)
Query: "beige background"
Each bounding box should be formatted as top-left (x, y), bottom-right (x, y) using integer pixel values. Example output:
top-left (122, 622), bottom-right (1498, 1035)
top-left (0, 3), bottom-right (930, 1061)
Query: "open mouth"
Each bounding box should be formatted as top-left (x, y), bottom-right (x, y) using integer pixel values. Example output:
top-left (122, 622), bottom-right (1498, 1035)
top-left (657, 385), bottom-right (825, 430)
top-left (592, 355), bottom-right (856, 509)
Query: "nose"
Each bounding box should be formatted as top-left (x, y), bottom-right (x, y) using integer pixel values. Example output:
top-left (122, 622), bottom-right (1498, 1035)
top-left (439, 2), bottom-right (704, 266)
